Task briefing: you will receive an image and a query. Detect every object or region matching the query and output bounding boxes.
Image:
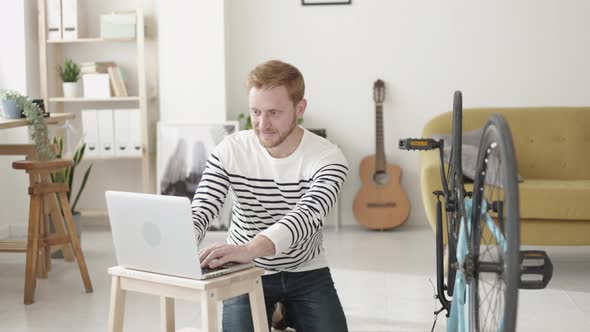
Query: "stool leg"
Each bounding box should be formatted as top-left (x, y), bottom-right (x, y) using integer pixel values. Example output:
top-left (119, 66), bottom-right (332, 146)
top-left (24, 194), bottom-right (42, 305)
top-left (59, 193), bottom-right (93, 293)
top-left (42, 196), bottom-right (52, 273)
top-left (160, 297), bottom-right (175, 332)
top-left (108, 275), bottom-right (126, 332)
top-left (36, 209), bottom-right (47, 279)
top-left (249, 277), bottom-right (268, 332)
top-left (47, 193), bottom-right (75, 261)
top-left (201, 290), bottom-right (218, 332)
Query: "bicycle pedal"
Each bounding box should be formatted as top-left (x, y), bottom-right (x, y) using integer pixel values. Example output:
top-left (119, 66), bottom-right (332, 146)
top-left (399, 138), bottom-right (440, 151)
top-left (519, 250), bottom-right (553, 289)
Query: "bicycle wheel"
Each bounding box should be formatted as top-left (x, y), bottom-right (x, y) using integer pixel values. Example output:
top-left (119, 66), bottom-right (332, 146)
top-left (468, 114), bottom-right (520, 331)
top-left (445, 90), bottom-right (464, 296)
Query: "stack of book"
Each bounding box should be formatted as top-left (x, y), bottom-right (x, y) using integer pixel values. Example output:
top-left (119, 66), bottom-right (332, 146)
top-left (81, 62), bottom-right (128, 97)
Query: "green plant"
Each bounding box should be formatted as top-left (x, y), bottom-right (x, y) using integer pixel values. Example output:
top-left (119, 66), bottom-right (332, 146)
top-left (0, 90), bottom-right (54, 160)
top-left (51, 137), bottom-right (93, 213)
top-left (58, 58), bottom-right (80, 83)
top-left (237, 113), bottom-right (303, 130)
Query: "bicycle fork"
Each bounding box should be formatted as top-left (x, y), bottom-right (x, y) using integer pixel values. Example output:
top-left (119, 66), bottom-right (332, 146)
top-left (435, 192), bottom-right (451, 316)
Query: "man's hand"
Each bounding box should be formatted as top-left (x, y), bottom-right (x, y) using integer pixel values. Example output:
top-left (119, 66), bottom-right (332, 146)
top-left (199, 235), bottom-right (276, 269)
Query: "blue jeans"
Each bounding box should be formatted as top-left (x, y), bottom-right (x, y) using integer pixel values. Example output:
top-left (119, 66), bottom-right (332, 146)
top-left (222, 267), bottom-right (348, 332)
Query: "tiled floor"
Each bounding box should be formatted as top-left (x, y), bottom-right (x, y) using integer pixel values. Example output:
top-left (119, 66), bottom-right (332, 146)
top-left (0, 219), bottom-right (589, 331)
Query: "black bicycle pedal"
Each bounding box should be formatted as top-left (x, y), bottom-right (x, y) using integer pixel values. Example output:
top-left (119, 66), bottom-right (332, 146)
top-left (519, 250), bottom-right (553, 289)
top-left (399, 138), bottom-right (440, 151)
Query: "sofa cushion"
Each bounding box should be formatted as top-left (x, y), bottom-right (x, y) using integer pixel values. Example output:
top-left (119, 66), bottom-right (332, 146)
top-left (520, 179), bottom-right (590, 220)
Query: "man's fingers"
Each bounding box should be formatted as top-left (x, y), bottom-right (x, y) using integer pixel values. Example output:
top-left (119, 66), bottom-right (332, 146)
top-left (209, 255), bottom-right (229, 269)
top-left (201, 247), bottom-right (226, 267)
top-left (199, 242), bottom-right (224, 262)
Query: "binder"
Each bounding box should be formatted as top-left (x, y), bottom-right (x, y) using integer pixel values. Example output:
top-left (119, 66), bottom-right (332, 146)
top-left (81, 110), bottom-right (100, 157)
top-left (97, 110), bottom-right (115, 157)
top-left (129, 109), bottom-right (142, 156)
top-left (61, 0), bottom-right (79, 40)
top-left (46, 0), bottom-right (62, 40)
top-left (113, 110), bottom-right (130, 156)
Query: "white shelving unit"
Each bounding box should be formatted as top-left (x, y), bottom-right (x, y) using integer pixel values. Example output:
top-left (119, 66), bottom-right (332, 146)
top-left (37, 0), bottom-right (154, 216)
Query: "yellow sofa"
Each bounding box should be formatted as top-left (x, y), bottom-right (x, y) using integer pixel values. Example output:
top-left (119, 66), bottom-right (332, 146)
top-left (420, 107), bottom-right (590, 245)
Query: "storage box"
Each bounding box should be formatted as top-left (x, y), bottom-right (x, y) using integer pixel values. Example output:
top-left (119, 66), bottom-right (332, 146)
top-left (82, 74), bottom-right (111, 98)
top-left (100, 13), bottom-right (136, 39)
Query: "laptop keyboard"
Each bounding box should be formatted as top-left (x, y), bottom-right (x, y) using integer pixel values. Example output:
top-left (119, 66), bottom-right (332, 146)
top-left (202, 262), bottom-right (239, 274)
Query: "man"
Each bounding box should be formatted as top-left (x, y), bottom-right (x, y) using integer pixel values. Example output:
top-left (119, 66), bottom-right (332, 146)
top-left (193, 60), bottom-right (349, 332)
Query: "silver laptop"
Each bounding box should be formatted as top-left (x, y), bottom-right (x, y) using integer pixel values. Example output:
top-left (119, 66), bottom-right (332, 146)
top-left (105, 190), bottom-right (254, 280)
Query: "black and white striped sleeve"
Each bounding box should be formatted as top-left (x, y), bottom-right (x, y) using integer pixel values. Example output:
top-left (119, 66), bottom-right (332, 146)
top-left (191, 153), bottom-right (230, 245)
top-left (259, 150), bottom-right (348, 255)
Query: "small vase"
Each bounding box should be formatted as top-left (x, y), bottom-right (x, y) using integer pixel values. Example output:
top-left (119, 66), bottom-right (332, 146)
top-left (62, 82), bottom-right (79, 98)
top-left (1, 99), bottom-right (22, 119)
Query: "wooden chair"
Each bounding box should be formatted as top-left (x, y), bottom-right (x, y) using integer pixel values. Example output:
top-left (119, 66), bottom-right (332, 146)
top-left (3, 159), bottom-right (93, 304)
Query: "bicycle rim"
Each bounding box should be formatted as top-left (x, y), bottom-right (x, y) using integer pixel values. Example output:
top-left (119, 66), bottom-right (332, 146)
top-left (468, 114), bottom-right (520, 331)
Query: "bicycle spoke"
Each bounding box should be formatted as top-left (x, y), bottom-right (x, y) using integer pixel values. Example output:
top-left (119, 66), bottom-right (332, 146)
top-left (482, 277), bottom-right (503, 330)
top-left (469, 115), bottom-right (520, 332)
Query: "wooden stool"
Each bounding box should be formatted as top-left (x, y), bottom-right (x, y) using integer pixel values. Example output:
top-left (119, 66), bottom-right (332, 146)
top-left (107, 266), bottom-right (268, 332)
top-left (9, 159), bottom-right (93, 304)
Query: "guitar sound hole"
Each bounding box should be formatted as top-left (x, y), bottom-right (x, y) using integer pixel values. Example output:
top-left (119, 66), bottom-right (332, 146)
top-left (373, 171), bottom-right (389, 185)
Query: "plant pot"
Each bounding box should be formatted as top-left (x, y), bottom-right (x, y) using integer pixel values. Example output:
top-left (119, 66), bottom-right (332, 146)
top-left (1, 99), bottom-right (23, 119)
top-left (62, 82), bottom-right (79, 98)
top-left (50, 211), bottom-right (82, 259)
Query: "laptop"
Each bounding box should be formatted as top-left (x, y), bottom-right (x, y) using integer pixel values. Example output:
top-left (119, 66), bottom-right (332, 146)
top-left (105, 190), bottom-right (254, 280)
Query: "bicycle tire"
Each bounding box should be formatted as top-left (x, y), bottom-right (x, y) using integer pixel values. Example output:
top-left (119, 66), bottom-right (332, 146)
top-left (468, 113), bottom-right (520, 331)
top-left (445, 90), bottom-right (464, 296)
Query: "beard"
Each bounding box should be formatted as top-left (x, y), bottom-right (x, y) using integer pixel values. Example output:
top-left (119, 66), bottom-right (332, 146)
top-left (255, 117), bottom-right (298, 149)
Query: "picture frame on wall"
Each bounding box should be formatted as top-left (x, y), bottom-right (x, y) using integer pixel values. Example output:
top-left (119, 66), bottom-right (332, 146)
top-left (302, 0), bottom-right (351, 5)
top-left (157, 121), bottom-right (239, 231)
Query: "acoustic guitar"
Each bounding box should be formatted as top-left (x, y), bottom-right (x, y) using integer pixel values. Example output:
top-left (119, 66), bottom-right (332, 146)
top-left (353, 79), bottom-right (410, 230)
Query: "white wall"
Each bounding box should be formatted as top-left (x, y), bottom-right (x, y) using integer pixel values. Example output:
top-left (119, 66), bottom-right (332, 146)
top-left (4, 0), bottom-right (590, 228)
top-left (0, 0), bottom-right (39, 235)
top-left (226, 0), bottom-right (590, 226)
top-left (157, 0), bottom-right (226, 123)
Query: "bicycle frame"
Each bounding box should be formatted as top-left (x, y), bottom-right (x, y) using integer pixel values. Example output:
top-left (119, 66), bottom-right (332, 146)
top-left (400, 106), bottom-right (553, 332)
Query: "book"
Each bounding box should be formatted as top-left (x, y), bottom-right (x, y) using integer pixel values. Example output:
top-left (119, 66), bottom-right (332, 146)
top-left (107, 65), bottom-right (128, 97)
top-left (81, 61), bottom-right (116, 74)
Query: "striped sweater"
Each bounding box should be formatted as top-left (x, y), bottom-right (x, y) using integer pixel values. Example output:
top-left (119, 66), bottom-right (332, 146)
top-left (191, 128), bottom-right (348, 272)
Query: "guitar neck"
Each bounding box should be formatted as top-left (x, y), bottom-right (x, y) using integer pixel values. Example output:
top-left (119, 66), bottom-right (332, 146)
top-left (375, 104), bottom-right (386, 172)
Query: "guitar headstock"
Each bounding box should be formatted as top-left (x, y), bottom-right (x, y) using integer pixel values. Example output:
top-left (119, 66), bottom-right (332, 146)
top-left (373, 79), bottom-right (385, 106)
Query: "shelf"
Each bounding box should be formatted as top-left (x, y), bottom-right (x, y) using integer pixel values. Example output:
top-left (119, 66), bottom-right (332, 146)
top-left (50, 97), bottom-right (141, 103)
top-left (0, 113), bottom-right (75, 130)
top-left (47, 37), bottom-right (136, 44)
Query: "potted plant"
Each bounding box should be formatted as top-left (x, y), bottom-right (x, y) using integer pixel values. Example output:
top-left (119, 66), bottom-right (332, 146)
top-left (0, 90), bottom-right (54, 160)
top-left (0, 90), bottom-right (24, 119)
top-left (50, 136), bottom-right (93, 257)
top-left (58, 58), bottom-right (81, 98)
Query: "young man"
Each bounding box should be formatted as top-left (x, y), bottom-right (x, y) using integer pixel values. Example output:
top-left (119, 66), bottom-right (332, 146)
top-left (193, 60), bottom-right (349, 332)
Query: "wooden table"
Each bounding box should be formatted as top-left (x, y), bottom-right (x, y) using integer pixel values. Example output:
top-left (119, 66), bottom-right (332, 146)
top-left (0, 112), bottom-right (76, 257)
top-left (0, 113), bottom-right (75, 130)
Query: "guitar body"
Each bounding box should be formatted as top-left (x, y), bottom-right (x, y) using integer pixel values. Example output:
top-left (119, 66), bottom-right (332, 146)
top-left (354, 155), bottom-right (410, 230)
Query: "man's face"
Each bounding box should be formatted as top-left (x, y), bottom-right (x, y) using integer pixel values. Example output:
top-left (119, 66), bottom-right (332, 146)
top-left (249, 86), bottom-right (304, 149)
